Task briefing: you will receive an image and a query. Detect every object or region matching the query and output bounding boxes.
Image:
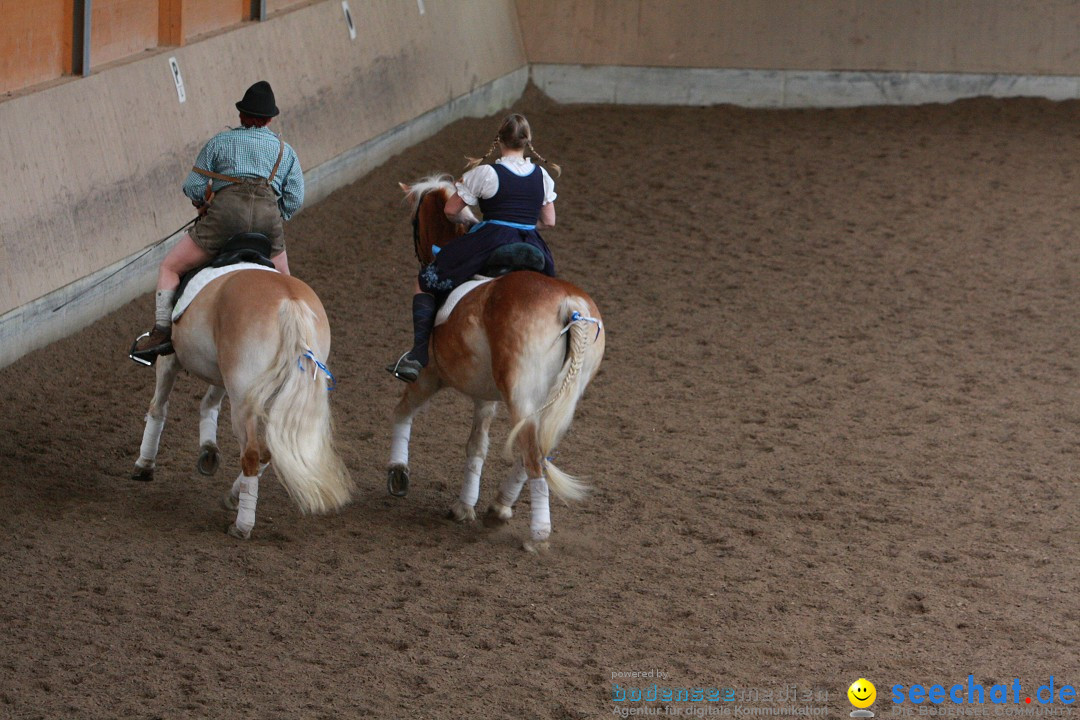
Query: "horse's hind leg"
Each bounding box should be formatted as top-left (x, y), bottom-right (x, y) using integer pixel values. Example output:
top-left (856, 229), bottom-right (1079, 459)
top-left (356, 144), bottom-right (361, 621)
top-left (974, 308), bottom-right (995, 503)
top-left (521, 427), bottom-right (555, 551)
top-left (196, 385), bottom-right (226, 476)
top-left (387, 373), bottom-right (440, 497)
top-left (495, 418), bottom-right (553, 551)
top-left (484, 458), bottom-right (527, 526)
top-left (133, 355), bottom-right (181, 482)
top-left (222, 443), bottom-right (270, 512)
top-left (226, 411), bottom-right (264, 540)
top-left (525, 474), bottom-right (552, 553)
top-left (449, 400), bottom-right (497, 522)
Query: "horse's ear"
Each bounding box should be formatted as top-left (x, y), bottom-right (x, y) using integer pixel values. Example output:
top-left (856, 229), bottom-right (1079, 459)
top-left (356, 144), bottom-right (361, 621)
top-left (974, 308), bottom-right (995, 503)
top-left (398, 182), bottom-right (411, 194)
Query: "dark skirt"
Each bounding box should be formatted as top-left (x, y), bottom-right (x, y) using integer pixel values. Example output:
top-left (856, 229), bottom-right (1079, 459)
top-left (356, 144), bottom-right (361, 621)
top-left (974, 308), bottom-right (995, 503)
top-left (418, 223), bottom-right (556, 297)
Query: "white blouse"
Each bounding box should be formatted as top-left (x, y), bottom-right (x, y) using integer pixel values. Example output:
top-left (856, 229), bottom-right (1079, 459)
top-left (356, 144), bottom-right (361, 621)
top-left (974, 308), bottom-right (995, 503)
top-left (455, 156), bottom-right (557, 207)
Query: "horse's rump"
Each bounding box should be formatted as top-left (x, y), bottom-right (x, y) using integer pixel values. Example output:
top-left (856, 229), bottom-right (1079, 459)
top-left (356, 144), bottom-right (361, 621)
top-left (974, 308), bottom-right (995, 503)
top-left (436, 272), bottom-right (604, 485)
top-left (175, 271), bottom-right (325, 379)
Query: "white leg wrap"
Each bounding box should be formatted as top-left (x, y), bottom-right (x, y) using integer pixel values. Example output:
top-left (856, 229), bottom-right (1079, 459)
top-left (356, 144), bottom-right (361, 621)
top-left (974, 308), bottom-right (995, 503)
top-left (499, 462), bottom-right (527, 507)
top-left (198, 413), bottom-right (219, 448)
top-left (139, 412), bottom-right (167, 463)
top-left (529, 476), bottom-right (551, 541)
top-left (257, 462), bottom-right (270, 478)
top-left (199, 386), bottom-right (224, 447)
top-left (230, 473), bottom-right (245, 500)
top-left (389, 419), bottom-right (413, 467)
top-left (235, 475), bottom-right (259, 534)
top-left (459, 456), bottom-right (483, 507)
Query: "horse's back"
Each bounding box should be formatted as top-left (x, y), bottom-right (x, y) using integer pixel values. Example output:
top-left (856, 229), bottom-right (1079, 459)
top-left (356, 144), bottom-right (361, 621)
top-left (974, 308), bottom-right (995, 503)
top-left (214, 270), bottom-right (326, 330)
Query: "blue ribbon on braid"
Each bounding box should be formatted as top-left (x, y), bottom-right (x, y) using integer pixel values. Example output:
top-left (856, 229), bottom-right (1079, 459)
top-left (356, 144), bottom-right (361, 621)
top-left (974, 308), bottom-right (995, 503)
top-left (560, 310), bottom-right (603, 341)
top-left (298, 350), bottom-right (336, 391)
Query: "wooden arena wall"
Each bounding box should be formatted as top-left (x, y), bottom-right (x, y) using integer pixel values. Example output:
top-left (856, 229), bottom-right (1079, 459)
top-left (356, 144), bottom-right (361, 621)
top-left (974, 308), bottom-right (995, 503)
top-left (516, 1), bottom-right (1080, 105)
top-left (0, 0), bottom-right (526, 367)
top-left (515, 0), bottom-right (1080, 75)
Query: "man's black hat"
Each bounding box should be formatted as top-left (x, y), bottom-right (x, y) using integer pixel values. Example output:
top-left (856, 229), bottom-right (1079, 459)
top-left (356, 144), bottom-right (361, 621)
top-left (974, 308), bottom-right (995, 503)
top-left (236, 81), bottom-right (279, 118)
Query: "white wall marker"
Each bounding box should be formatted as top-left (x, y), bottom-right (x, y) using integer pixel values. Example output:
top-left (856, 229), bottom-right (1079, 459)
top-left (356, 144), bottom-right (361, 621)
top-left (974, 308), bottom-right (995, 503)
top-left (342, 1), bottom-right (357, 40)
top-left (168, 57), bottom-right (186, 103)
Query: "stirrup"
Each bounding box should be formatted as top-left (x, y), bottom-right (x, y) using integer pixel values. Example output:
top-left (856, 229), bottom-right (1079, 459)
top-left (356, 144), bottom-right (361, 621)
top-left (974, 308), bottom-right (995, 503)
top-left (386, 352), bottom-right (422, 383)
top-left (129, 333), bottom-right (158, 366)
top-left (129, 331), bottom-right (174, 367)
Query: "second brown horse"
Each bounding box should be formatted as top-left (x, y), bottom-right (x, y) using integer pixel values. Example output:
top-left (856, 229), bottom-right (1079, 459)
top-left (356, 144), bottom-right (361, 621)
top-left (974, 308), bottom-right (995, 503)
top-left (388, 175), bottom-right (606, 551)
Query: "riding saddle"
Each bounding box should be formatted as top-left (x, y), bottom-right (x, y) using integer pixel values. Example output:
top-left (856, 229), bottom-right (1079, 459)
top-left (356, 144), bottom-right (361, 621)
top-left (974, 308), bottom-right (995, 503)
top-left (129, 233), bottom-right (276, 367)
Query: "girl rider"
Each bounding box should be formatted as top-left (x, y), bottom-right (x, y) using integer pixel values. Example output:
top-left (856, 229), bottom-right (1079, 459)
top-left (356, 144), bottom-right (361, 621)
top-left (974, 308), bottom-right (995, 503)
top-left (387, 113), bottom-right (560, 382)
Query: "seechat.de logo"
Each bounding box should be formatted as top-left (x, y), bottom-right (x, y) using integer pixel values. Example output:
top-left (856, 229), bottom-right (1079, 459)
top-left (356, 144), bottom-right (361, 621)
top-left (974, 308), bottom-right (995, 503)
top-left (891, 677), bottom-right (1078, 706)
top-left (849, 679), bottom-right (877, 718)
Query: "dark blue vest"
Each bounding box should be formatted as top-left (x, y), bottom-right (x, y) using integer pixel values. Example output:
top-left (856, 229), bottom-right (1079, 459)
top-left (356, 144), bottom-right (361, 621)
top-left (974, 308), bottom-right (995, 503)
top-left (418, 162), bottom-right (555, 296)
top-left (477, 164), bottom-right (544, 225)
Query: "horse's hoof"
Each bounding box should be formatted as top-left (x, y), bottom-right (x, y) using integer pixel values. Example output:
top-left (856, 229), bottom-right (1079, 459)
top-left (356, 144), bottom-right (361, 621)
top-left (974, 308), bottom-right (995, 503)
top-left (227, 523), bottom-right (251, 540)
top-left (448, 502), bottom-right (477, 523)
top-left (222, 492), bottom-right (239, 511)
top-left (523, 539), bottom-right (550, 554)
top-left (132, 465), bottom-right (154, 482)
top-left (525, 524), bottom-right (552, 553)
top-left (387, 465), bottom-right (410, 497)
top-left (483, 503), bottom-right (512, 527)
top-left (197, 444), bottom-right (220, 476)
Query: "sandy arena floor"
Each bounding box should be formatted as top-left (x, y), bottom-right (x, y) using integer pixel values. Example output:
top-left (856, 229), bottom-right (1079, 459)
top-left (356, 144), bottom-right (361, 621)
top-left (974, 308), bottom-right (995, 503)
top-left (3, 88), bottom-right (1080, 718)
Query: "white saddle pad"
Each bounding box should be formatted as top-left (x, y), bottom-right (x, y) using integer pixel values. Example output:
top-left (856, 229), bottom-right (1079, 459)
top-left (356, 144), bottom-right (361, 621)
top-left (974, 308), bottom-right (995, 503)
top-left (435, 276), bottom-right (495, 327)
top-left (172, 263), bottom-right (278, 322)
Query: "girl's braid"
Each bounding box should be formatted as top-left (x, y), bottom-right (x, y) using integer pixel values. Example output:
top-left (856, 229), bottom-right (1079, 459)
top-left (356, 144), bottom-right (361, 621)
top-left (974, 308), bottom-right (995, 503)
top-left (527, 140), bottom-right (561, 178)
top-left (464, 137), bottom-right (501, 172)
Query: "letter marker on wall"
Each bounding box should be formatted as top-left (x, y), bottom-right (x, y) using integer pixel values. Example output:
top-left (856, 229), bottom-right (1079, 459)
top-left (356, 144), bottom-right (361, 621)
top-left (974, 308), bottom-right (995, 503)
top-left (341, 1), bottom-right (357, 40)
top-left (168, 57), bottom-right (186, 103)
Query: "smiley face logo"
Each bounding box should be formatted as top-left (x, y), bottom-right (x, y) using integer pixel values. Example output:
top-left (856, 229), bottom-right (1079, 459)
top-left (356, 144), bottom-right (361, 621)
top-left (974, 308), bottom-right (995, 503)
top-left (848, 679), bottom-right (876, 709)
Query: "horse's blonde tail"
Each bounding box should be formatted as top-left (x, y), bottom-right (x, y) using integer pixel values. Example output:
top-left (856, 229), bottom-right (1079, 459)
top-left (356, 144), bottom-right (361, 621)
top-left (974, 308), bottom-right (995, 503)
top-left (504, 297), bottom-right (598, 502)
top-left (243, 299), bottom-right (353, 515)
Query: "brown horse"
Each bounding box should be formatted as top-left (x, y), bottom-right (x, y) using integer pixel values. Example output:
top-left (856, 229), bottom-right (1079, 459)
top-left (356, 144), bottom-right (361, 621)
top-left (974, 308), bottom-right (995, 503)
top-left (133, 267), bottom-right (353, 539)
top-left (388, 175), bottom-right (605, 551)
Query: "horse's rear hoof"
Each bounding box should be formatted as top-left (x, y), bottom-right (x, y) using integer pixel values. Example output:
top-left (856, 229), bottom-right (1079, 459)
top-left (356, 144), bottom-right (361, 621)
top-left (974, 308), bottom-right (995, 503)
top-left (448, 501), bottom-right (477, 523)
top-left (484, 503), bottom-right (512, 527)
top-left (387, 465), bottom-right (410, 497)
top-left (525, 525), bottom-right (551, 553)
top-left (222, 492), bottom-right (239, 511)
top-left (197, 444), bottom-right (220, 476)
top-left (132, 466), bottom-right (154, 482)
top-left (227, 523), bottom-right (251, 540)
top-left (523, 539), bottom-right (550, 554)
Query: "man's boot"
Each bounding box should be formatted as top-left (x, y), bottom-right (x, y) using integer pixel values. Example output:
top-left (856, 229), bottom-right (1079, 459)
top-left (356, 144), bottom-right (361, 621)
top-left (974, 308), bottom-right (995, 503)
top-left (131, 290), bottom-right (177, 360)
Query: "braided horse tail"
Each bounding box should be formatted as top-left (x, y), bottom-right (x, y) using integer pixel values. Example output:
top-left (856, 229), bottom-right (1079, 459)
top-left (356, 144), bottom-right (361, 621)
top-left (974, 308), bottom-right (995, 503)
top-left (504, 296), bottom-right (602, 502)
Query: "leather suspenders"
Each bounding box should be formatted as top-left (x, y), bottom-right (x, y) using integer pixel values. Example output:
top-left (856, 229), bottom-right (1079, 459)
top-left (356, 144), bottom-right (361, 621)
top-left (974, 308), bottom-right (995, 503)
top-left (192, 136), bottom-right (285, 187)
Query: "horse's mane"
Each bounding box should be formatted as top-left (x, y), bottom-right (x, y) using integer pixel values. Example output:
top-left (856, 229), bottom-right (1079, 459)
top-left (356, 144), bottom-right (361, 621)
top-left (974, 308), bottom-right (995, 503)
top-left (403, 173), bottom-right (456, 215)
top-left (402, 173), bottom-right (479, 265)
